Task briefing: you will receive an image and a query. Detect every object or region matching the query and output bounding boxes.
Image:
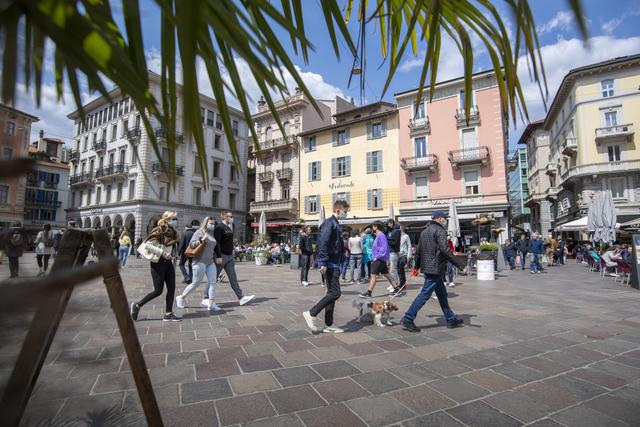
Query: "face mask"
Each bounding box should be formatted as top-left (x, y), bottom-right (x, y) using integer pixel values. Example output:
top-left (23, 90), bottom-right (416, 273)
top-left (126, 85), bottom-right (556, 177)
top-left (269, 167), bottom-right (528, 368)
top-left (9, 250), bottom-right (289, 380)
top-left (227, 217), bottom-right (234, 224)
top-left (168, 219), bottom-right (177, 229)
top-left (338, 211), bottom-right (348, 220)
top-left (443, 220), bottom-right (448, 228)
top-left (207, 224), bottom-right (215, 232)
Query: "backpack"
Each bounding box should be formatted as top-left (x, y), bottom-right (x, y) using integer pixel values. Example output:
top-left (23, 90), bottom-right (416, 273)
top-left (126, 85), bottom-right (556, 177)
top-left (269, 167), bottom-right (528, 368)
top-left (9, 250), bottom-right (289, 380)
top-left (44, 231), bottom-right (55, 247)
top-left (10, 232), bottom-right (23, 246)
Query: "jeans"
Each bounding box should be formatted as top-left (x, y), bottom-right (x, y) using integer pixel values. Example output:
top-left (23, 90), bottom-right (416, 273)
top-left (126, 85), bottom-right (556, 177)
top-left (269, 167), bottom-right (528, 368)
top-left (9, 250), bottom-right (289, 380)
top-left (349, 254), bottom-right (362, 282)
top-left (300, 254), bottom-right (311, 282)
top-left (118, 245), bottom-right (130, 267)
top-left (507, 256), bottom-right (515, 270)
top-left (310, 268), bottom-right (341, 327)
top-left (179, 253), bottom-right (193, 282)
top-left (8, 256), bottom-right (20, 277)
top-left (530, 254), bottom-right (543, 273)
top-left (389, 252), bottom-right (399, 283)
top-left (137, 258), bottom-right (176, 313)
top-left (183, 261), bottom-right (217, 300)
top-left (216, 253), bottom-right (244, 299)
top-left (446, 262), bottom-right (454, 283)
top-left (520, 252), bottom-right (527, 269)
top-left (37, 254), bottom-right (51, 272)
top-left (340, 255), bottom-right (350, 279)
top-left (402, 274), bottom-right (457, 324)
top-left (398, 255), bottom-right (408, 286)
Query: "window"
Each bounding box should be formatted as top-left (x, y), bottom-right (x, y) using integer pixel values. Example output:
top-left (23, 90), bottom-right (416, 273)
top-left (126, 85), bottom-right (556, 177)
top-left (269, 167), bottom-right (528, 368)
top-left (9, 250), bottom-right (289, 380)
top-left (459, 89), bottom-right (474, 107)
top-left (5, 121), bottom-right (16, 135)
top-left (122, 119), bottom-right (128, 136)
top-left (128, 180), bottom-right (135, 199)
top-left (308, 161), bottom-right (321, 181)
top-left (367, 188), bottom-right (383, 209)
top-left (200, 107), bottom-right (205, 124)
top-left (283, 122), bottom-right (290, 136)
top-left (206, 110), bottom-right (214, 126)
top-left (332, 192), bottom-right (350, 205)
top-left (70, 192), bottom-right (75, 207)
top-left (366, 151), bottom-right (383, 173)
top-left (607, 144), bottom-right (621, 162)
top-left (415, 137), bottom-right (427, 158)
top-left (0, 184), bottom-right (8, 204)
top-left (2, 147), bottom-right (13, 160)
top-left (83, 137), bottom-right (88, 151)
top-left (331, 156), bottom-right (350, 178)
top-left (212, 160), bottom-right (221, 178)
top-left (263, 189), bottom-right (272, 201)
top-left (604, 111), bottom-right (618, 128)
top-left (119, 149), bottom-right (126, 165)
top-left (193, 187), bottom-right (202, 205)
top-left (282, 185), bottom-right (290, 200)
top-left (601, 79), bottom-right (614, 98)
top-left (414, 102), bottom-right (425, 119)
top-left (214, 134), bottom-right (221, 149)
top-left (211, 190), bottom-right (219, 207)
top-left (265, 126), bottom-right (272, 141)
top-left (304, 136), bottom-right (316, 152)
top-left (333, 129), bottom-right (349, 146)
top-left (464, 170), bottom-right (479, 195)
top-left (134, 115), bottom-right (140, 129)
top-left (108, 105), bottom-right (113, 121)
top-left (367, 121), bottom-right (386, 139)
top-left (229, 193), bottom-right (236, 209)
top-left (110, 123), bottom-right (117, 141)
top-left (106, 185), bottom-right (112, 203)
top-left (461, 128), bottom-right (478, 151)
top-left (216, 114), bottom-right (223, 130)
top-left (609, 178), bottom-right (625, 199)
top-left (230, 165), bottom-right (238, 182)
top-left (415, 176), bottom-right (428, 200)
top-left (159, 182), bottom-right (169, 202)
top-left (194, 156), bottom-right (202, 175)
top-left (305, 195), bottom-right (318, 213)
top-left (117, 183), bottom-right (123, 202)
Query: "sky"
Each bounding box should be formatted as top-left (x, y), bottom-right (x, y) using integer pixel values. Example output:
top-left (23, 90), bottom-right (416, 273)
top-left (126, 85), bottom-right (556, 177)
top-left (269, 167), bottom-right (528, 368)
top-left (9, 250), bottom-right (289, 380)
top-left (14, 0), bottom-right (640, 150)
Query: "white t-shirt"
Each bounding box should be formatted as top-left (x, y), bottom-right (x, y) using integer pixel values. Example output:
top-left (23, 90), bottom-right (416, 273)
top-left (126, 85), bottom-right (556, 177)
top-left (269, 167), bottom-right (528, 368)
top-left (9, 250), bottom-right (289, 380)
top-left (348, 236), bottom-right (363, 255)
top-left (35, 230), bottom-right (55, 255)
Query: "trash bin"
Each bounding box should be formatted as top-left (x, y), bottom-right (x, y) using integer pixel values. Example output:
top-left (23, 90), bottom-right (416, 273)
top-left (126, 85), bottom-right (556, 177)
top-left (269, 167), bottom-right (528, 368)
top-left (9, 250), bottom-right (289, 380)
top-left (290, 253), bottom-right (300, 270)
top-left (477, 260), bottom-right (495, 280)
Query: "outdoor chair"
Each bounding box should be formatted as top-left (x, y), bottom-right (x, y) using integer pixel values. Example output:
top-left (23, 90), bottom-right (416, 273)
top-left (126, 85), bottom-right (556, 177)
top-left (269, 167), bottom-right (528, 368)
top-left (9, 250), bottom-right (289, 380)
top-left (615, 260), bottom-right (631, 285)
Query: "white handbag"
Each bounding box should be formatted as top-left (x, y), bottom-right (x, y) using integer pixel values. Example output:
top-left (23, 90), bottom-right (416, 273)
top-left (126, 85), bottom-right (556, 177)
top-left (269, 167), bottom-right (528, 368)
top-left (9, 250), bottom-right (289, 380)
top-left (137, 240), bottom-right (166, 263)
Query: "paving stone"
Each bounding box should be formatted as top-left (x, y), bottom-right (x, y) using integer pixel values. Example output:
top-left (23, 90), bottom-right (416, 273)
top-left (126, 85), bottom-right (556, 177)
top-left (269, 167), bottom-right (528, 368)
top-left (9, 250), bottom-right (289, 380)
top-left (237, 354), bottom-right (283, 373)
top-left (217, 335), bottom-right (252, 347)
top-left (611, 354), bottom-right (640, 369)
top-left (195, 359), bottom-right (240, 380)
top-left (552, 405), bottom-right (628, 427)
top-left (462, 369), bottom-right (521, 392)
top-left (310, 360), bottom-right (361, 380)
top-left (499, 342), bottom-right (546, 359)
top-left (215, 393), bottom-right (276, 426)
top-left (298, 403), bottom-right (367, 427)
top-left (32, 377), bottom-right (96, 401)
top-left (57, 391), bottom-right (127, 420)
top-left (492, 362), bottom-right (546, 383)
top-left (424, 358), bottom-right (474, 377)
top-left (181, 339), bottom-right (219, 352)
top-left (483, 390), bottom-right (551, 423)
top-left (348, 354), bottom-right (396, 373)
top-left (141, 341), bottom-right (181, 355)
top-left (517, 356), bottom-right (572, 376)
top-left (68, 358), bottom-right (123, 378)
top-left (312, 378), bottom-right (370, 403)
top-left (374, 339), bottom-right (412, 351)
top-left (583, 393), bottom-right (640, 425)
top-left (310, 346), bottom-right (355, 362)
top-left (206, 346), bottom-right (246, 361)
top-left (447, 401), bottom-right (521, 427)
top-left (589, 359), bottom-right (640, 380)
top-left (569, 367), bottom-right (628, 389)
top-left (519, 381), bottom-right (579, 411)
top-left (53, 348), bottom-right (101, 364)
top-left (266, 384), bottom-right (326, 414)
top-left (347, 394), bottom-right (415, 426)
top-left (387, 363), bottom-right (442, 386)
top-left (92, 372), bottom-right (137, 393)
top-left (451, 348), bottom-right (512, 369)
top-left (543, 374), bottom-right (607, 401)
top-left (120, 353), bottom-right (166, 371)
top-left (162, 401), bottom-right (219, 427)
top-left (243, 341), bottom-right (286, 357)
top-left (167, 350), bottom-right (207, 367)
top-left (391, 384), bottom-right (455, 415)
top-left (275, 350), bottom-right (321, 367)
top-left (181, 378), bottom-right (232, 404)
top-left (22, 399), bottom-right (66, 424)
top-left (273, 365), bottom-right (322, 387)
top-left (427, 376), bottom-right (490, 403)
top-left (352, 370), bottom-right (410, 394)
top-left (344, 342), bottom-right (384, 356)
top-left (244, 414), bottom-right (304, 427)
top-left (229, 371), bottom-right (281, 394)
top-left (279, 339), bottom-right (317, 353)
top-left (402, 411), bottom-right (466, 427)
top-left (526, 418), bottom-right (565, 427)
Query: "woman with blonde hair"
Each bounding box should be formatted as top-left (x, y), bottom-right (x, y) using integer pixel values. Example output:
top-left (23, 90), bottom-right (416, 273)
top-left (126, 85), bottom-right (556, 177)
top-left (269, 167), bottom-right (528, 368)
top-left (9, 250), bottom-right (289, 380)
top-left (118, 228), bottom-right (132, 268)
top-left (176, 216), bottom-right (221, 312)
top-left (130, 211), bottom-right (181, 321)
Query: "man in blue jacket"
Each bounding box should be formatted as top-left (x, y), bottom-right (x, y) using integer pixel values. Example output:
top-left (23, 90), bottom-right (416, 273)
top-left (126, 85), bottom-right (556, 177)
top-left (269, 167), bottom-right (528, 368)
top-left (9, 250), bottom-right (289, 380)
top-left (303, 200), bottom-right (349, 334)
top-left (529, 232), bottom-right (544, 274)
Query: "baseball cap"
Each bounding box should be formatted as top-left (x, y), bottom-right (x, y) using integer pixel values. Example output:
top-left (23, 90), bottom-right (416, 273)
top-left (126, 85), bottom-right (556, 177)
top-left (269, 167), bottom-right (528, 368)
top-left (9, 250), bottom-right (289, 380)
top-left (431, 210), bottom-right (448, 220)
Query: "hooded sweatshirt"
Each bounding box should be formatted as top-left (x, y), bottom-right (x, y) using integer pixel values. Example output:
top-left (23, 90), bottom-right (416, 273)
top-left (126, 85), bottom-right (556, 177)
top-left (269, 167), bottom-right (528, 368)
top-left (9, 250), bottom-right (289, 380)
top-left (371, 230), bottom-right (390, 262)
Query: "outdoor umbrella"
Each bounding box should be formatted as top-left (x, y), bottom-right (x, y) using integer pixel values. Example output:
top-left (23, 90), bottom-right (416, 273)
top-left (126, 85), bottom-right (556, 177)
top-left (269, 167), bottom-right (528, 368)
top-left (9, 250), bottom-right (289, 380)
top-left (258, 211), bottom-right (267, 236)
top-left (318, 205), bottom-right (326, 227)
top-left (587, 192), bottom-right (601, 242)
top-left (388, 202), bottom-right (395, 221)
top-left (601, 190), bottom-right (617, 245)
top-left (447, 201), bottom-right (461, 248)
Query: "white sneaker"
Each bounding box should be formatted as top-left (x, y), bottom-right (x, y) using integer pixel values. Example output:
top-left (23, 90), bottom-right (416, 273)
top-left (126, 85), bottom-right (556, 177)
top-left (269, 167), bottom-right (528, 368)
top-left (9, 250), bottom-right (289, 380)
top-left (301, 281), bottom-right (309, 287)
top-left (433, 295), bottom-right (438, 300)
top-left (176, 295), bottom-right (185, 309)
top-left (208, 302), bottom-right (222, 312)
top-left (387, 285), bottom-right (395, 293)
top-left (201, 299), bottom-right (210, 307)
top-left (239, 295), bottom-right (255, 306)
top-left (448, 282), bottom-right (456, 287)
top-left (303, 311), bottom-right (319, 332)
top-left (323, 326), bottom-right (344, 334)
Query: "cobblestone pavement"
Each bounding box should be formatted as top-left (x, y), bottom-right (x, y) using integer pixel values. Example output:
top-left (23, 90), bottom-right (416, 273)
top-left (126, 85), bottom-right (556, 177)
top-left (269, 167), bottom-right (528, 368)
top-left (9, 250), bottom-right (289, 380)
top-left (2, 254), bottom-right (640, 426)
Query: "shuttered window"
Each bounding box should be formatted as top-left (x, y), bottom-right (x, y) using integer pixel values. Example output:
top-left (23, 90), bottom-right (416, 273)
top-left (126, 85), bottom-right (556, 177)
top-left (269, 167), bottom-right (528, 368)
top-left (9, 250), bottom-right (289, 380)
top-left (305, 195), bottom-right (319, 213)
top-left (366, 151), bottom-right (383, 173)
top-left (331, 156), bottom-right (350, 178)
top-left (332, 192), bottom-right (350, 206)
top-left (367, 189), bottom-right (383, 210)
top-left (332, 128), bottom-right (350, 146)
top-left (308, 161), bottom-right (321, 181)
top-left (366, 120), bottom-right (387, 140)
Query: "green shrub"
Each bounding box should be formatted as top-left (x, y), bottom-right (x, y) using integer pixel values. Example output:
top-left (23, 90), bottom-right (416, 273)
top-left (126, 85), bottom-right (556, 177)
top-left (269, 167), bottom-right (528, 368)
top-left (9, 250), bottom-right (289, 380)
top-left (479, 243), bottom-right (499, 251)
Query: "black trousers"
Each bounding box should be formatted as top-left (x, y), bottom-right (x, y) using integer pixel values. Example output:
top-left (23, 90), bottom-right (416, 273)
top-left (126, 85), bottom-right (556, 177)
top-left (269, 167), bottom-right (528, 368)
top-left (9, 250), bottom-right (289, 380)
top-left (310, 268), bottom-right (341, 327)
top-left (8, 256), bottom-right (19, 277)
top-left (37, 254), bottom-right (51, 271)
top-left (300, 254), bottom-right (311, 282)
top-left (137, 258), bottom-right (176, 313)
top-left (179, 253), bottom-right (192, 282)
top-left (398, 255), bottom-right (407, 287)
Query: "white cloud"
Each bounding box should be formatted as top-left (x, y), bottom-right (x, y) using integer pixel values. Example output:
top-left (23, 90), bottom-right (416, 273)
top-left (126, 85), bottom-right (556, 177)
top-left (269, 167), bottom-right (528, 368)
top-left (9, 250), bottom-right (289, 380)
top-left (399, 35), bottom-right (464, 82)
top-left (537, 10), bottom-right (574, 34)
top-left (602, 7), bottom-right (640, 34)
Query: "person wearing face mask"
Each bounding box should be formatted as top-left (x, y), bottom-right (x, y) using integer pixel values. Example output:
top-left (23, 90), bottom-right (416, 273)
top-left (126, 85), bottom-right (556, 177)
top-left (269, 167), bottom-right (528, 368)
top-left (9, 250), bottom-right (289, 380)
top-left (401, 210), bottom-right (468, 333)
top-left (176, 217), bottom-right (221, 312)
top-left (214, 211), bottom-right (255, 306)
top-left (360, 221), bottom-right (400, 298)
top-left (131, 211), bottom-right (181, 322)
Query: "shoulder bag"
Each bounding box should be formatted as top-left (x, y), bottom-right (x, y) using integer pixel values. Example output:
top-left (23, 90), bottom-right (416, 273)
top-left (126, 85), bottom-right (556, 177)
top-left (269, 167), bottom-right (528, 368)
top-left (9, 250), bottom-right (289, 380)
top-left (185, 239), bottom-right (206, 258)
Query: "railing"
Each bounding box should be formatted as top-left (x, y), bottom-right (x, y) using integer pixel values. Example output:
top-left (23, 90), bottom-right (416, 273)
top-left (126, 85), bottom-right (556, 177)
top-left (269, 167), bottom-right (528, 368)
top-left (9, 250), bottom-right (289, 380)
top-left (151, 161), bottom-right (184, 176)
top-left (249, 198), bottom-right (298, 212)
top-left (545, 186), bottom-right (560, 201)
top-left (26, 177), bottom-right (39, 187)
top-left (546, 162), bottom-right (557, 175)
top-left (127, 127), bottom-right (141, 140)
top-left (155, 127), bottom-right (184, 143)
top-left (68, 149), bottom-right (80, 163)
top-left (408, 117), bottom-right (430, 133)
top-left (258, 171), bottom-right (274, 182)
top-left (455, 106), bottom-right (480, 126)
top-left (400, 155), bottom-right (438, 172)
top-left (69, 172), bottom-right (93, 186)
top-left (561, 137), bottom-right (578, 155)
top-left (447, 146), bottom-right (490, 165)
top-left (93, 140), bottom-right (107, 152)
top-left (256, 93), bottom-right (304, 113)
top-left (595, 124), bottom-right (634, 141)
top-left (95, 163), bottom-right (129, 179)
top-left (276, 168), bottom-right (293, 180)
top-left (256, 135), bottom-right (296, 152)
top-left (44, 181), bottom-right (58, 189)
top-left (25, 199), bottom-right (62, 208)
top-left (400, 193), bottom-right (506, 209)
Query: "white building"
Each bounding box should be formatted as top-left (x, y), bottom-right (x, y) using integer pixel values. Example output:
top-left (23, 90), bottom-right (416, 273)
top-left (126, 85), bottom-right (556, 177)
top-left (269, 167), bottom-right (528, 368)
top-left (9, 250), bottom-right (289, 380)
top-left (66, 72), bottom-right (249, 242)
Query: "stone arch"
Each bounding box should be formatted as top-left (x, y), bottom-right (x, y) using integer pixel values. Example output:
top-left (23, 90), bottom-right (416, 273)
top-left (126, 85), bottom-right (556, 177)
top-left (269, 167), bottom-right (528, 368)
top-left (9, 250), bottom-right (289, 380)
top-left (113, 214), bottom-right (123, 230)
top-left (147, 214), bottom-right (162, 236)
top-left (92, 217), bottom-right (101, 229)
top-left (125, 214), bottom-right (136, 236)
top-left (83, 217), bottom-right (91, 229)
top-left (103, 215), bottom-right (112, 231)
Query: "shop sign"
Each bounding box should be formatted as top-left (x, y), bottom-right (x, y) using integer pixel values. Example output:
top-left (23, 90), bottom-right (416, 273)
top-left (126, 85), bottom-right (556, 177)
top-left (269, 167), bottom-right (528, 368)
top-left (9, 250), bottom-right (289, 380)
top-left (90, 208), bottom-right (103, 214)
top-left (329, 180), bottom-right (354, 190)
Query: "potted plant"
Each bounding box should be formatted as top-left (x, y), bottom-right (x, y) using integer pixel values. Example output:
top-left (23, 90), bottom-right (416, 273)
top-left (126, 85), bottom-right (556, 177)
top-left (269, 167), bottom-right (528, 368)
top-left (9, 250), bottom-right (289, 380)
top-left (479, 243), bottom-right (499, 271)
top-left (252, 235), bottom-right (271, 265)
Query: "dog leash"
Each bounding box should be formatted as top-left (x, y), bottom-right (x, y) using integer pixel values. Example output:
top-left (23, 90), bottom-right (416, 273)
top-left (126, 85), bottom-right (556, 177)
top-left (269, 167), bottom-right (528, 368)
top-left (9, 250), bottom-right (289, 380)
top-left (388, 282), bottom-right (409, 302)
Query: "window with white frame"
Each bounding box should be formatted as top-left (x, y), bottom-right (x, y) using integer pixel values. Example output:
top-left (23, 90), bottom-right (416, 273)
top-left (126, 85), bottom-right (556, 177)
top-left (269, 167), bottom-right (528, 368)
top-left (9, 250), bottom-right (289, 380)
top-left (5, 121), bottom-right (15, 135)
top-left (414, 102), bottom-right (425, 119)
top-left (111, 123), bottom-right (118, 140)
top-left (604, 111), bottom-right (618, 128)
top-left (333, 129), bottom-right (349, 146)
top-left (206, 110), bottom-right (214, 126)
top-left (304, 136), bottom-right (316, 152)
top-left (0, 184), bottom-right (9, 204)
top-left (367, 188), bottom-right (383, 209)
top-left (212, 160), bottom-right (221, 178)
top-left (368, 121), bottom-right (386, 139)
top-left (229, 193), bottom-right (236, 209)
top-left (609, 177), bottom-right (626, 199)
top-left (601, 79), bottom-right (614, 98)
top-left (464, 170), bottom-right (480, 195)
top-left (2, 147), bottom-right (13, 160)
top-left (214, 134), bottom-right (221, 149)
top-left (211, 190), bottom-right (219, 207)
top-left (331, 156), bottom-right (350, 177)
top-left (459, 89), bottom-right (474, 107)
top-left (366, 151), bottom-right (383, 173)
top-left (159, 182), bottom-right (169, 202)
top-left (282, 185), bottom-right (290, 200)
top-left (415, 137), bottom-right (427, 158)
top-left (194, 156), bottom-right (202, 175)
top-left (117, 183), bottom-right (123, 202)
top-left (308, 161), bottom-right (321, 181)
top-left (461, 128), bottom-right (478, 151)
top-left (230, 165), bottom-right (238, 182)
top-left (607, 144), bottom-right (621, 162)
top-left (106, 185), bottom-right (112, 203)
top-left (232, 120), bottom-right (239, 136)
top-left (305, 195), bottom-right (318, 213)
top-left (332, 192), bottom-right (350, 205)
top-left (263, 189), bottom-right (272, 201)
top-left (128, 180), bottom-right (135, 199)
top-left (415, 176), bottom-right (428, 200)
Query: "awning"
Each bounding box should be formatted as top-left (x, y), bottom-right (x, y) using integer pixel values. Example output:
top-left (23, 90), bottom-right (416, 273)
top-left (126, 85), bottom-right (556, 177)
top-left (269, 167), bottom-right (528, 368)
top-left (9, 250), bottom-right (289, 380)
top-left (250, 222), bottom-right (295, 228)
top-left (556, 216), bottom-right (621, 232)
top-left (619, 217), bottom-right (640, 230)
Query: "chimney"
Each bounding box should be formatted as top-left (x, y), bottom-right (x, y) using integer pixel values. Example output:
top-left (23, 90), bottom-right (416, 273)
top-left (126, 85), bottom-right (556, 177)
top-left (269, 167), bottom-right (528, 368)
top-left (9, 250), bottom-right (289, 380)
top-left (37, 130), bottom-right (46, 152)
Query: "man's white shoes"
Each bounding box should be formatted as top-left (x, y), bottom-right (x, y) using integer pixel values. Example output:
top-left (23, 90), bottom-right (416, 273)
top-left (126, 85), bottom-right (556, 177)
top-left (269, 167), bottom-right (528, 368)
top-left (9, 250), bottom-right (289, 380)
top-left (323, 326), bottom-right (344, 334)
top-left (201, 299), bottom-right (210, 307)
top-left (176, 296), bottom-right (186, 309)
top-left (208, 302), bottom-right (222, 312)
top-left (303, 311), bottom-right (319, 332)
top-left (239, 295), bottom-right (255, 306)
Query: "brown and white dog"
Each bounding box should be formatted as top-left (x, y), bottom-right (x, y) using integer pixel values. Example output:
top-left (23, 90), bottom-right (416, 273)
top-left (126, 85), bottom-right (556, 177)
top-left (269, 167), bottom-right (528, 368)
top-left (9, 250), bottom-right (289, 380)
top-left (352, 299), bottom-right (399, 327)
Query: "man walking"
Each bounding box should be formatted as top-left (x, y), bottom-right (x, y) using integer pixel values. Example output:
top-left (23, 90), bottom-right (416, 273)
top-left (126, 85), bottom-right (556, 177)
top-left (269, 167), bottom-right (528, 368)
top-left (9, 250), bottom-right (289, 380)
top-left (303, 200), bottom-right (349, 334)
top-left (360, 221), bottom-right (400, 298)
top-left (298, 226), bottom-right (312, 286)
top-left (516, 234), bottom-right (529, 270)
top-left (387, 218), bottom-right (401, 284)
top-left (529, 232), bottom-right (544, 274)
top-left (401, 211), bottom-right (467, 333)
top-left (348, 230), bottom-right (363, 284)
top-left (396, 225), bottom-right (412, 289)
top-left (213, 211), bottom-right (255, 306)
top-left (178, 219), bottom-right (200, 284)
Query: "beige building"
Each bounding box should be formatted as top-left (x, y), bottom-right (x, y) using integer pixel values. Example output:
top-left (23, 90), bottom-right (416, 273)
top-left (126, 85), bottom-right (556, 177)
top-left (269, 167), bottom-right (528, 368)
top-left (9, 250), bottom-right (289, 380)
top-left (298, 102), bottom-right (399, 229)
top-left (544, 54), bottom-right (640, 228)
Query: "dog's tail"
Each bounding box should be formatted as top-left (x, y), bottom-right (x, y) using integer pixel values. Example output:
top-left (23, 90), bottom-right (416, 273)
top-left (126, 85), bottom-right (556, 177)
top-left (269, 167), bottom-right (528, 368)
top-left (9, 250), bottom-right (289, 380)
top-left (352, 299), bottom-right (372, 309)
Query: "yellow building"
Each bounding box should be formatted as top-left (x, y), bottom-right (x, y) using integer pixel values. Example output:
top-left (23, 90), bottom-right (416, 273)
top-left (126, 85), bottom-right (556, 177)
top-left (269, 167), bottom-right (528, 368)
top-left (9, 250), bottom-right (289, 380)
top-left (544, 54), bottom-right (640, 226)
top-left (298, 102), bottom-right (399, 229)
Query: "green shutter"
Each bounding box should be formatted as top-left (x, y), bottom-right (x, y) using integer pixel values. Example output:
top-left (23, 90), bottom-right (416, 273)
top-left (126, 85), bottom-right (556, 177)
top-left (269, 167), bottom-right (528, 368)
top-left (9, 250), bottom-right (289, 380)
top-left (366, 152), bottom-right (372, 173)
top-left (367, 189), bottom-right (372, 209)
top-left (308, 163), bottom-right (312, 181)
top-left (366, 124), bottom-right (372, 140)
top-left (381, 119), bottom-right (387, 137)
top-left (332, 131), bottom-right (337, 146)
top-left (345, 128), bottom-right (350, 143)
top-left (331, 158), bottom-right (336, 178)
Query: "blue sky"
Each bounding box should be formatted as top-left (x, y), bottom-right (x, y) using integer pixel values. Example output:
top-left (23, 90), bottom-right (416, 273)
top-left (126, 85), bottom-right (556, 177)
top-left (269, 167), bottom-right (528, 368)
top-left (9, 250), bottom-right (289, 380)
top-left (17, 0), bottom-right (640, 148)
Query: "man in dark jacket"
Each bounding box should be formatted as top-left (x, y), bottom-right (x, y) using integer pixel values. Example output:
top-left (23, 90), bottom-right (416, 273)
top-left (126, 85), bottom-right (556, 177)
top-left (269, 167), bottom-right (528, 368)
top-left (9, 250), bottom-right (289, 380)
top-left (504, 238), bottom-right (517, 270)
top-left (6, 221), bottom-right (26, 278)
top-left (178, 219), bottom-right (200, 283)
top-left (298, 226), bottom-right (312, 286)
top-left (515, 234), bottom-right (529, 270)
top-left (401, 211), bottom-right (468, 333)
top-left (303, 200), bottom-right (349, 334)
top-left (529, 232), bottom-right (544, 273)
top-left (387, 219), bottom-right (401, 283)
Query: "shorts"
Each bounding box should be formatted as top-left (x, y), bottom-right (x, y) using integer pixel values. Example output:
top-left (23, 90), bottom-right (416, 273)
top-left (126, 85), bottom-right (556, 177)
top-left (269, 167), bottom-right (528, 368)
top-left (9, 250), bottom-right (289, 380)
top-left (370, 259), bottom-right (389, 275)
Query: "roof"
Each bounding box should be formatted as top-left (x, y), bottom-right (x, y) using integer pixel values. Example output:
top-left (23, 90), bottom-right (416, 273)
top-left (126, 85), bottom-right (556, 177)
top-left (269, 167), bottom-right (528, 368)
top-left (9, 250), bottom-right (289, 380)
top-left (543, 54), bottom-right (640, 128)
top-left (394, 69), bottom-right (496, 98)
top-left (0, 104), bottom-right (39, 121)
top-left (333, 101), bottom-right (396, 119)
top-left (517, 119), bottom-right (545, 145)
top-left (298, 109), bottom-right (396, 137)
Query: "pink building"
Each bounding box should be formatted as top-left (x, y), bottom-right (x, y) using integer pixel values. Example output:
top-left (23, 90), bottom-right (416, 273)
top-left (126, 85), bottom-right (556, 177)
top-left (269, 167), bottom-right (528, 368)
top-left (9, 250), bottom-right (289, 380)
top-left (394, 71), bottom-right (510, 244)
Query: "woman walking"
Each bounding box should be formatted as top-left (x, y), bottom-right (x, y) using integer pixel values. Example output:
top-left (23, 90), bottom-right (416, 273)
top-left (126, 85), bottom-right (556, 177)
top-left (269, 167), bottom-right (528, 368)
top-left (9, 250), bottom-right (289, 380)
top-left (35, 224), bottom-right (55, 276)
top-left (6, 222), bottom-right (25, 278)
top-left (130, 211), bottom-right (181, 322)
top-left (361, 228), bottom-right (374, 283)
top-left (298, 226), bottom-right (312, 286)
top-left (176, 217), bottom-right (222, 312)
top-left (118, 229), bottom-right (132, 268)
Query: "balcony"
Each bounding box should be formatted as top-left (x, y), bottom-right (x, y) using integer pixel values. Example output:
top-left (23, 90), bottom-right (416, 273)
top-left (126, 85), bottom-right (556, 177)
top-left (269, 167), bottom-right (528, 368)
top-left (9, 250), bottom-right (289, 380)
top-left (545, 186), bottom-right (560, 202)
top-left (276, 168), bottom-right (293, 180)
top-left (44, 181), bottom-right (58, 189)
top-left (255, 136), bottom-right (296, 153)
top-left (507, 152), bottom-right (519, 172)
top-left (69, 172), bottom-right (93, 187)
top-left (68, 149), bottom-right (80, 163)
top-left (95, 163), bottom-right (129, 182)
top-left (249, 198), bottom-right (298, 214)
top-left (455, 106), bottom-right (480, 127)
top-left (561, 137), bottom-right (578, 156)
top-left (546, 162), bottom-right (557, 176)
top-left (256, 93), bottom-right (304, 113)
top-left (400, 155), bottom-right (438, 173)
top-left (408, 117), bottom-right (430, 135)
top-left (258, 171), bottom-right (274, 183)
top-left (595, 124), bottom-right (634, 143)
top-left (447, 146), bottom-right (490, 167)
top-left (155, 127), bottom-right (184, 144)
top-left (25, 199), bottom-right (63, 209)
top-left (127, 127), bottom-right (142, 142)
top-left (151, 161), bottom-right (185, 177)
top-left (93, 140), bottom-right (107, 153)
top-left (26, 177), bottom-right (39, 187)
